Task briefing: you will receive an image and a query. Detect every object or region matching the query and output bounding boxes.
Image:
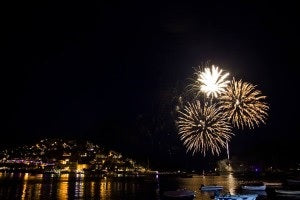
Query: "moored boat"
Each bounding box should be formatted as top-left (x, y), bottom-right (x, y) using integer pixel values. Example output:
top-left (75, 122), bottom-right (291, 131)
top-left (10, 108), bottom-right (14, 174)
top-left (200, 185), bottom-right (223, 191)
top-left (215, 194), bottom-right (257, 200)
top-left (287, 179), bottom-right (300, 185)
top-left (275, 189), bottom-right (300, 195)
top-left (262, 181), bottom-right (282, 186)
top-left (242, 190), bottom-right (267, 196)
top-left (242, 185), bottom-right (266, 191)
top-left (180, 173), bottom-right (193, 178)
top-left (163, 189), bottom-right (195, 199)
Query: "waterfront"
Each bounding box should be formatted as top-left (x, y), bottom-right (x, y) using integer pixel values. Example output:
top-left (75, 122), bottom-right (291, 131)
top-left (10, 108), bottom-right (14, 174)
top-left (0, 172), bottom-right (299, 199)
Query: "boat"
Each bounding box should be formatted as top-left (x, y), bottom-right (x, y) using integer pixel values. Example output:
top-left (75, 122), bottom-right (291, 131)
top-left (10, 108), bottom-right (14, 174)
top-left (275, 189), bottom-right (300, 195)
top-left (163, 189), bottom-right (195, 199)
top-left (200, 185), bottom-right (223, 191)
top-left (215, 194), bottom-right (257, 200)
top-left (242, 185), bottom-right (266, 191)
top-left (242, 190), bottom-right (267, 196)
top-left (262, 181), bottom-right (282, 186)
top-left (180, 173), bottom-right (193, 178)
top-left (287, 179), bottom-right (300, 185)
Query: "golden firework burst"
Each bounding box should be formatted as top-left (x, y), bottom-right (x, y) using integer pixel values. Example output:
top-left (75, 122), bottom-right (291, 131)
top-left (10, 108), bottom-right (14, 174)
top-left (219, 79), bottom-right (269, 129)
top-left (177, 100), bottom-right (233, 156)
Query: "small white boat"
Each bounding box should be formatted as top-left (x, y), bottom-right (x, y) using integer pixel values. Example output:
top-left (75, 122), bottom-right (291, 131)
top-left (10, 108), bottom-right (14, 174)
top-left (275, 189), bottom-right (300, 195)
top-left (242, 185), bottom-right (266, 191)
top-left (215, 194), bottom-right (257, 200)
top-left (163, 189), bottom-right (195, 199)
top-left (200, 185), bottom-right (223, 191)
top-left (262, 181), bottom-right (282, 186)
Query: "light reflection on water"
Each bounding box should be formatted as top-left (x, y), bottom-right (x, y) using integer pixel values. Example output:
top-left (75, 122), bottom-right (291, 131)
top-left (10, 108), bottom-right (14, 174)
top-left (58, 174), bottom-right (68, 199)
top-left (169, 175), bottom-right (245, 199)
top-left (0, 172), bottom-right (298, 199)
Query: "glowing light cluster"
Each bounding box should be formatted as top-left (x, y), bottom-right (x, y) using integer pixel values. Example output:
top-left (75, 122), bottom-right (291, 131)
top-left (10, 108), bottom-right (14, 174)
top-left (177, 100), bottom-right (233, 156)
top-left (219, 79), bottom-right (269, 129)
top-left (195, 65), bottom-right (230, 98)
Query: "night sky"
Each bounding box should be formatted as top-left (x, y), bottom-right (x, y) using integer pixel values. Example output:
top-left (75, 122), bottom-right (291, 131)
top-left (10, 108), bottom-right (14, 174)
top-left (2, 2), bottom-right (300, 169)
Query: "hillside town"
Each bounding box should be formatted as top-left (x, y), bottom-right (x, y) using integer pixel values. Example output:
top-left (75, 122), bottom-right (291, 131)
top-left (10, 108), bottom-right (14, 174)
top-left (0, 138), bottom-right (148, 176)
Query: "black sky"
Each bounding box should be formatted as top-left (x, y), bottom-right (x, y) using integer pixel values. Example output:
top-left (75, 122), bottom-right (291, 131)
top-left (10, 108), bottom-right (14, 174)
top-left (2, 2), bottom-right (300, 169)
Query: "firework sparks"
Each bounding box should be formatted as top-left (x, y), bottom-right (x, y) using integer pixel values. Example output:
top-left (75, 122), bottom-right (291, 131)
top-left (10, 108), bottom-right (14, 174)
top-left (193, 65), bottom-right (230, 98)
top-left (219, 79), bottom-right (269, 129)
top-left (177, 100), bottom-right (233, 156)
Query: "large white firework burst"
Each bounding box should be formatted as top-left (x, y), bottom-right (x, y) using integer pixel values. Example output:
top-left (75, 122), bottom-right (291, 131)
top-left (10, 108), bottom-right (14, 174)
top-left (219, 79), bottom-right (269, 129)
top-left (194, 65), bottom-right (230, 98)
top-left (177, 100), bottom-right (233, 156)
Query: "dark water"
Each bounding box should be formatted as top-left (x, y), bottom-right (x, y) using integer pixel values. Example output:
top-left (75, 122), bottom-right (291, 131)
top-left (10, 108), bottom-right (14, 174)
top-left (0, 172), bottom-right (299, 199)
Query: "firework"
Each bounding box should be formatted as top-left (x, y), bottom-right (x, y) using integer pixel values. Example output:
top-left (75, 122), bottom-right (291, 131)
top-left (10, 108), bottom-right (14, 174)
top-left (219, 79), bottom-right (269, 129)
top-left (177, 100), bottom-right (233, 156)
top-left (193, 65), bottom-right (230, 98)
